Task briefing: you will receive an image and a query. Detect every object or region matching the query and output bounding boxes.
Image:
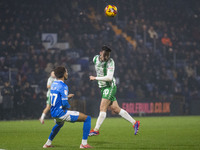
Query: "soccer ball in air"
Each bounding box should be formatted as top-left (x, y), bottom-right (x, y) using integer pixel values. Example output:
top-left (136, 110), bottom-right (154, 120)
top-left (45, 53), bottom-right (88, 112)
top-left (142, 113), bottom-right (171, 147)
top-left (104, 5), bottom-right (117, 17)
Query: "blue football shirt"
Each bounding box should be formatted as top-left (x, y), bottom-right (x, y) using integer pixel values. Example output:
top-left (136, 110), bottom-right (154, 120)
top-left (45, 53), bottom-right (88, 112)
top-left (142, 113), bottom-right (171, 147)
top-left (50, 80), bottom-right (70, 118)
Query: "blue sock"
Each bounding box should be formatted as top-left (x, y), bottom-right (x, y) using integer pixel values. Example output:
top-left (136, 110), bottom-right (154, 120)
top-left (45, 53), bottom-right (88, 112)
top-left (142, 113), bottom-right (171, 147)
top-left (82, 116), bottom-right (91, 140)
top-left (48, 122), bottom-right (64, 141)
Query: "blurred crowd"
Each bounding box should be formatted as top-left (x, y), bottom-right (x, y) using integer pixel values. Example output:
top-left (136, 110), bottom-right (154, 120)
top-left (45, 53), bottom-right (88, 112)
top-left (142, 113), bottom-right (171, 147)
top-left (0, 0), bottom-right (200, 119)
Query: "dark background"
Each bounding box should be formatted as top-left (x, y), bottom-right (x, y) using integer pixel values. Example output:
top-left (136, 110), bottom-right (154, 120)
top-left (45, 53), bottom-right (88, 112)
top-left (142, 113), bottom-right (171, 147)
top-left (0, 0), bottom-right (200, 120)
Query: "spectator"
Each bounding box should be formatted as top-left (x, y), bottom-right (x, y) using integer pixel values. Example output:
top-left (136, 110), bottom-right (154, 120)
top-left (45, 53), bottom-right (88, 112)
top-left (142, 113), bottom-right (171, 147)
top-left (135, 85), bottom-right (145, 100)
top-left (1, 81), bottom-right (14, 120)
top-left (13, 81), bottom-right (22, 119)
top-left (161, 33), bottom-right (172, 47)
top-left (0, 40), bottom-right (7, 57)
top-left (185, 64), bottom-right (195, 77)
top-left (21, 82), bottom-right (35, 118)
top-left (148, 26), bottom-right (158, 40)
top-left (126, 85), bottom-right (137, 100)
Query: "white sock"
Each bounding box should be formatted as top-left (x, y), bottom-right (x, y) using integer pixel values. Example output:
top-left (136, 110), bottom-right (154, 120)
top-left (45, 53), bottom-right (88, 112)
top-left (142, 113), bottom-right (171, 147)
top-left (41, 113), bottom-right (46, 120)
top-left (119, 109), bottom-right (136, 125)
top-left (81, 139), bottom-right (87, 145)
top-left (46, 139), bottom-right (52, 145)
top-left (94, 111), bottom-right (106, 131)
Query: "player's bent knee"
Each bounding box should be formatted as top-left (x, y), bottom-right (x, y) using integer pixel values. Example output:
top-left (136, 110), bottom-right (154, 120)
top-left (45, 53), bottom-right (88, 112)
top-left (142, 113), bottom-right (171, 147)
top-left (77, 113), bottom-right (88, 121)
top-left (111, 106), bottom-right (120, 114)
top-left (85, 116), bottom-right (91, 122)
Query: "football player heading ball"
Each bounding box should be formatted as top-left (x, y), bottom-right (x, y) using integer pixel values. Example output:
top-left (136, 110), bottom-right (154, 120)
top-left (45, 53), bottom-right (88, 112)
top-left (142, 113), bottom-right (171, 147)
top-left (89, 45), bottom-right (140, 136)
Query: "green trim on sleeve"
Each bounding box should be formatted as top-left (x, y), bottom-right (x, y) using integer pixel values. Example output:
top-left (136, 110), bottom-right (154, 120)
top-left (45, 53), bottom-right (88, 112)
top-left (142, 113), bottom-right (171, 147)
top-left (93, 55), bottom-right (98, 65)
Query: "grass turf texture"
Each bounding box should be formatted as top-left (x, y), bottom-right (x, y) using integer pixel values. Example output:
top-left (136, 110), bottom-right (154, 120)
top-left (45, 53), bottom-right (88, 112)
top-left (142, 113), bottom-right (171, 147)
top-left (0, 116), bottom-right (200, 150)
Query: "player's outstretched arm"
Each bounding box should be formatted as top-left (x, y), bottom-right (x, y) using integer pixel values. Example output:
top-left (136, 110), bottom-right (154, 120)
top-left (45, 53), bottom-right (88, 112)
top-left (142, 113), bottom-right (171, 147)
top-left (68, 94), bottom-right (74, 100)
top-left (89, 70), bottom-right (113, 81)
top-left (89, 76), bottom-right (96, 81)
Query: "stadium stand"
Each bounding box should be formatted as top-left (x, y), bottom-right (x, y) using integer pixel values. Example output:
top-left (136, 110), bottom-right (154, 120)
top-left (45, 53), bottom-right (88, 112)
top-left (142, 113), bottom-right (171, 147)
top-left (0, 0), bottom-right (200, 119)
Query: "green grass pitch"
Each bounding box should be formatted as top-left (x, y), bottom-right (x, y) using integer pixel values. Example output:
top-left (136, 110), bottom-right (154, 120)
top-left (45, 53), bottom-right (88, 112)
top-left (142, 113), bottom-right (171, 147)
top-left (0, 116), bottom-right (200, 150)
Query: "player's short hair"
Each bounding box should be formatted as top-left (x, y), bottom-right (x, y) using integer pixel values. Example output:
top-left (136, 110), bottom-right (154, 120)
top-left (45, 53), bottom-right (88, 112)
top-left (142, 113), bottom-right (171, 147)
top-left (54, 66), bottom-right (66, 78)
top-left (101, 45), bottom-right (112, 52)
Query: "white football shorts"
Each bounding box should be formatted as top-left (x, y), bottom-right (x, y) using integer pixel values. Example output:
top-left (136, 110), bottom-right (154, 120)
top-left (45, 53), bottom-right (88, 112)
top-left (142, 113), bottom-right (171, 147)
top-left (54, 110), bottom-right (80, 123)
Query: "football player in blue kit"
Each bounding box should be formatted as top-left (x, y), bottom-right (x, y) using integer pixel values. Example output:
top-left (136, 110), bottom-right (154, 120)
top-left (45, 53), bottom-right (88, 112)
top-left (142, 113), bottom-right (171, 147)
top-left (43, 66), bottom-right (93, 149)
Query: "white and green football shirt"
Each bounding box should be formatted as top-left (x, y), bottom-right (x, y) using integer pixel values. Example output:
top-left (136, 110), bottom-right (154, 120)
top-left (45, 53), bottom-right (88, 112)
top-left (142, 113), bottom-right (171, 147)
top-left (93, 55), bottom-right (116, 88)
top-left (46, 76), bottom-right (56, 97)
